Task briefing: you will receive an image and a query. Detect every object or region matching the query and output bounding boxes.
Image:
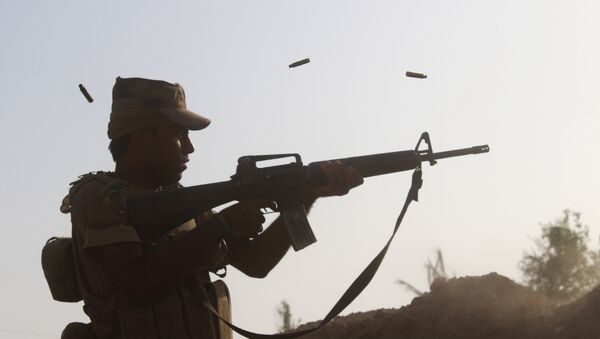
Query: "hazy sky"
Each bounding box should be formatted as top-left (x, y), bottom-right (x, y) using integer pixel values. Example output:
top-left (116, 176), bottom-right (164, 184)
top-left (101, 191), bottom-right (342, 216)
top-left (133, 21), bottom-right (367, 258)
top-left (1, 1), bottom-right (599, 338)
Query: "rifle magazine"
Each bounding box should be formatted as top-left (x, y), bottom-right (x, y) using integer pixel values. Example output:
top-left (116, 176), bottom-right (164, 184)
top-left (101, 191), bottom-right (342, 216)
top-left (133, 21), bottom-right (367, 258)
top-left (282, 206), bottom-right (316, 251)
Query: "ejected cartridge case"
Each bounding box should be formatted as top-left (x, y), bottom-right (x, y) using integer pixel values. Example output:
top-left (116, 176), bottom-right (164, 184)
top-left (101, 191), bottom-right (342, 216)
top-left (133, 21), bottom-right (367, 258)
top-left (405, 71), bottom-right (427, 79)
top-left (78, 84), bottom-right (94, 103)
top-left (289, 58), bottom-right (311, 68)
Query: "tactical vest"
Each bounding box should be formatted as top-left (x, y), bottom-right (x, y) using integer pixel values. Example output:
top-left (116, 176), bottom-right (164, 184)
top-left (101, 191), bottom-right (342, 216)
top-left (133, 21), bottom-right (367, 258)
top-left (42, 173), bottom-right (233, 339)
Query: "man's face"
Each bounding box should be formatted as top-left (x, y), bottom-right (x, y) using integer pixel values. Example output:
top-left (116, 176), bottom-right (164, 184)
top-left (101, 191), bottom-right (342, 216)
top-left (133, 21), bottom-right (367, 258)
top-left (144, 124), bottom-right (195, 186)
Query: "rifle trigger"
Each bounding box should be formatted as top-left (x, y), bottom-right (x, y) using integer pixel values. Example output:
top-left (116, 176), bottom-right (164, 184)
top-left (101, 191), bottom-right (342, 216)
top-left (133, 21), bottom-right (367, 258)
top-left (260, 201), bottom-right (279, 214)
top-left (261, 207), bottom-right (275, 214)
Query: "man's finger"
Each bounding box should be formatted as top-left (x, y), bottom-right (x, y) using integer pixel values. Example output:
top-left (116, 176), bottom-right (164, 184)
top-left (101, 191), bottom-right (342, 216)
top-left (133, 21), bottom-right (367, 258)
top-left (346, 166), bottom-right (364, 188)
top-left (243, 199), bottom-right (277, 210)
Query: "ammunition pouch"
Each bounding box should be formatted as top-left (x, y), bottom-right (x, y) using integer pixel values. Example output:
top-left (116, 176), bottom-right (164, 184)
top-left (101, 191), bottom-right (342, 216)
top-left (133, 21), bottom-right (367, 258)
top-left (41, 237), bottom-right (82, 302)
top-left (61, 322), bottom-right (92, 339)
top-left (42, 236), bottom-right (117, 337)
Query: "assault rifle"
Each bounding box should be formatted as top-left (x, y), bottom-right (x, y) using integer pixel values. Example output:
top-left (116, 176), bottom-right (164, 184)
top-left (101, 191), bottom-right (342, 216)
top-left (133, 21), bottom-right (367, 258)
top-left (126, 132), bottom-right (489, 250)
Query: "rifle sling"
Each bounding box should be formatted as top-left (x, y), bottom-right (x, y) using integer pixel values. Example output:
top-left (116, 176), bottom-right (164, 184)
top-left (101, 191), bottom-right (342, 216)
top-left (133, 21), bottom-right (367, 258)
top-left (189, 167), bottom-right (424, 338)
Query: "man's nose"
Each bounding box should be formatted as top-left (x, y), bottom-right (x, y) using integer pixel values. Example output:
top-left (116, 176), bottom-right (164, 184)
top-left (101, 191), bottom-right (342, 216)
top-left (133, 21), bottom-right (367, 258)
top-left (182, 136), bottom-right (195, 155)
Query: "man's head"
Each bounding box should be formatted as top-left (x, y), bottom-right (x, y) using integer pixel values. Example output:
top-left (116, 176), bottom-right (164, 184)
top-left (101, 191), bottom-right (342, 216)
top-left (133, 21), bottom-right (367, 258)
top-left (107, 77), bottom-right (209, 187)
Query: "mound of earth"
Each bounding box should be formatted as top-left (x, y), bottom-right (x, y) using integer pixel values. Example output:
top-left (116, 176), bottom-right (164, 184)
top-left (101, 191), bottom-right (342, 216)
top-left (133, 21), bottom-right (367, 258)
top-left (292, 273), bottom-right (600, 339)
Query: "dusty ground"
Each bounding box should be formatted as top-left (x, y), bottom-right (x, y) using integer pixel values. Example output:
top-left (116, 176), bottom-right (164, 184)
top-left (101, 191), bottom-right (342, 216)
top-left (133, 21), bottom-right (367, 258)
top-left (292, 273), bottom-right (600, 339)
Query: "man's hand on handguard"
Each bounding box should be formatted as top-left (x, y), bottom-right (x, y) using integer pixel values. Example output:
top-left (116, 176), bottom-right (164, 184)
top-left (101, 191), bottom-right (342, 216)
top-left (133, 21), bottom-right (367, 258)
top-left (307, 160), bottom-right (364, 198)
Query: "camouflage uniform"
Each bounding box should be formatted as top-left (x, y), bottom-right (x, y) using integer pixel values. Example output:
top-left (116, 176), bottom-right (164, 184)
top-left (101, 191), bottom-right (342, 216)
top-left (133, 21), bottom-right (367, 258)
top-left (62, 172), bottom-right (228, 338)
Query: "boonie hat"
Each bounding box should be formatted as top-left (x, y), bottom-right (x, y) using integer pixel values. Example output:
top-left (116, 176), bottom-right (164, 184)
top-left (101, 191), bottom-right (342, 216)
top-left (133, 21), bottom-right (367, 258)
top-left (107, 77), bottom-right (210, 139)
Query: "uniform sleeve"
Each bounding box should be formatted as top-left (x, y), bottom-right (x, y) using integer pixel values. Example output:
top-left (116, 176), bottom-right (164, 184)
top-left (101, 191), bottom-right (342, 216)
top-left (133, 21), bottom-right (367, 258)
top-left (70, 180), bottom-right (141, 249)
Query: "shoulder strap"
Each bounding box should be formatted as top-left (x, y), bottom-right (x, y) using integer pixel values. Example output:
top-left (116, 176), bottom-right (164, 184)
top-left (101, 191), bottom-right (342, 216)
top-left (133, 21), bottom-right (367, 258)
top-left (61, 172), bottom-right (119, 214)
top-left (212, 280), bottom-right (233, 339)
top-left (190, 168), bottom-right (423, 338)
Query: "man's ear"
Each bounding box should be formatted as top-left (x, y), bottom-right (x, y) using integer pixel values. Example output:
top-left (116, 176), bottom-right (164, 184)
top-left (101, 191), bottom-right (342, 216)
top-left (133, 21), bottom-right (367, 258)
top-left (131, 129), bottom-right (157, 152)
top-left (126, 131), bottom-right (149, 157)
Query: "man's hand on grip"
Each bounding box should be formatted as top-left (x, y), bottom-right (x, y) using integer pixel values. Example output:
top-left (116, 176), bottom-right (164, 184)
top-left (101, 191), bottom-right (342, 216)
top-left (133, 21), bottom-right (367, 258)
top-left (219, 200), bottom-right (275, 238)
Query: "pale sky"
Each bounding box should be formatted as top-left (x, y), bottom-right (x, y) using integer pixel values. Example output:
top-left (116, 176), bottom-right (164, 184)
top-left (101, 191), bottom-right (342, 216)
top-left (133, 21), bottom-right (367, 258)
top-left (1, 1), bottom-right (599, 338)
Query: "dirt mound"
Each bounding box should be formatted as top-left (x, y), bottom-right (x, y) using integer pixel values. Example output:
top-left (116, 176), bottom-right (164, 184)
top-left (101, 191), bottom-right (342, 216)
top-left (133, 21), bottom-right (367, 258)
top-left (547, 285), bottom-right (600, 339)
top-left (294, 273), bottom-right (600, 339)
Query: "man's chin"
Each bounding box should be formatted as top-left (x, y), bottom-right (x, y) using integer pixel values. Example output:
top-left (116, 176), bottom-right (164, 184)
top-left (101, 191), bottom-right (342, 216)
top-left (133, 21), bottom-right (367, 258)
top-left (161, 173), bottom-right (183, 187)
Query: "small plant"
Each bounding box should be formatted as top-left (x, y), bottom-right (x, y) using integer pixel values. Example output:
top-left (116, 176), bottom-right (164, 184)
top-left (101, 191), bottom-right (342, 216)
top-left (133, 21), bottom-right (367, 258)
top-left (519, 210), bottom-right (600, 303)
top-left (397, 248), bottom-right (451, 296)
top-left (276, 300), bottom-right (301, 332)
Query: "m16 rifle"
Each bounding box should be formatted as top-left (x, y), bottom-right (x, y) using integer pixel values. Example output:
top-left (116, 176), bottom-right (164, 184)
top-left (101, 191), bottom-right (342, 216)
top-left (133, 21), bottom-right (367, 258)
top-left (126, 132), bottom-right (489, 250)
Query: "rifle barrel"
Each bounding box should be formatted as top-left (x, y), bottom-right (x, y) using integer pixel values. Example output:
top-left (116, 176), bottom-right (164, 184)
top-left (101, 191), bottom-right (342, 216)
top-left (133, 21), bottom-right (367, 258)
top-left (430, 145), bottom-right (490, 161)
top-left (310, 145), bottom-right (489, 182)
